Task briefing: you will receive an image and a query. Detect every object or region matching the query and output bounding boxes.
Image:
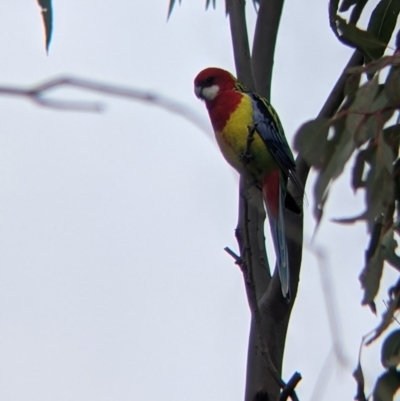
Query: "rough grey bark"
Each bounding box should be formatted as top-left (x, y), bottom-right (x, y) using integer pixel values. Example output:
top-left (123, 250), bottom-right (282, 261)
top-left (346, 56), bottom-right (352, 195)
top-left (226, 0), bottom-right (365, 400)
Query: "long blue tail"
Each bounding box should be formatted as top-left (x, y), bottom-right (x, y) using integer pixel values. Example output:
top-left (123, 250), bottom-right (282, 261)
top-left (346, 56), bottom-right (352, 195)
top-left (262, 171), bottom-right (290, 299)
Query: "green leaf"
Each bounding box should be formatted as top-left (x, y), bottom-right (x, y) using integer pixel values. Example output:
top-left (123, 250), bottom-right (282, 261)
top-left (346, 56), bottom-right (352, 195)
top-left (382, 330), bottom-right (400, 369)
top-left (346, 78), bottom-right (379, 110)
top-left (353, 361), bottom-right (367, 401)
top-left (394, 158), bottom-right (400, 205)
top-left (347, 80), bottom-right (391, 146)
top-left (329, 0), bottom-right (342, 40)
top-left (340, 0), bottom-right (360, 12)
top-left (366, 0), bottom-right (400, 62)
top-left (382, 229), bottom-right (400, 270)
top-left (371, 85), bottom-right (391, 116)
top-left (293, 118), bottom-right (331, 169)
top-left (346, 77), bottom-right (379, 145)
top-left (385, 65), bottom-right (400, 107)
top-left (359, 216), bottom-right (396, 308)
top-left (373, 370), bottom-right (400, 401)
top-left (336, 16), bottom-right (386, 59)
top-left (383, 124), bottom-right (400, 150)
top-left (205, 0), bottom-right (216, 10)
top-left (367, 282), bottom-right (400, 342)
top-left (351, 147), bottom-right (375, 191)
top-left (363, 140), bottom-right (393, 230)
top-left (313, 122), bottom-right (356, 222)
top-left (37, 0), bottom-right (52, 52)
top-left (360, 232), bottom-right (385, 305)
top-left (167, 0), bottom-right (182, 20)
top-left (366, 56), bottom-right (392, 76)
top-left (378, 132), bottom-right (395, 174)
top-left (344, 72), bottom-right (362, 98)
top-left (349, 0), bottom-right (369, 25)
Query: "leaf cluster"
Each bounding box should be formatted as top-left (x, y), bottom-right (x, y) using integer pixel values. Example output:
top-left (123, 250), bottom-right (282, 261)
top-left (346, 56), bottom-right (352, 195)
top-left (329, 0), bottom-right (400, 62)
top-left (295, 53), bottom-right (400, 310)
top-left (354, 326), bottom-right (400, 400)
top-left (296, 1), bottom-right (400, 398)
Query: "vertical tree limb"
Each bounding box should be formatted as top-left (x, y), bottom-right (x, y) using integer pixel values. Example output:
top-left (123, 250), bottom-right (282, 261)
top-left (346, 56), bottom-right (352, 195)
top-left (252, 0), bottom-right (285, 101)
top-left (226, 0), bottom-right (256, 90)
top-left (226, 0), bottom-right (365, 396)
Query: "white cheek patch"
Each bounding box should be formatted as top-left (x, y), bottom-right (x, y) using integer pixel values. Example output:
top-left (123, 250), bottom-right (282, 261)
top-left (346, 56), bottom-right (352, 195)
top-left (202, 85), bottom-right (220, 101)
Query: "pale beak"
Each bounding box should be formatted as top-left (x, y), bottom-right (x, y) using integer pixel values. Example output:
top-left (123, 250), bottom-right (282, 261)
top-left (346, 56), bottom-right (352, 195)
top-left (194, 85), bottom-right (202, 99)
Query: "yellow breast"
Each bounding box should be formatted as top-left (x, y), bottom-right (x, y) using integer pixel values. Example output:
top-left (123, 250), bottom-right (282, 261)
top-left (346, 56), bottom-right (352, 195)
top-left (214, 95), bottom-right (276, 177)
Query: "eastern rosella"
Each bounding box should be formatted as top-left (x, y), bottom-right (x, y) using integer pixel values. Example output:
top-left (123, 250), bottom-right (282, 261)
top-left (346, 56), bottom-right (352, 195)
top-left (194, 67), bottom-right (301, 298)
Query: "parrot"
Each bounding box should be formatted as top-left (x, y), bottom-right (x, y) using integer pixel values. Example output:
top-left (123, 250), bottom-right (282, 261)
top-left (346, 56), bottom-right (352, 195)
top-left (194, 67), bottom-right (301, 299)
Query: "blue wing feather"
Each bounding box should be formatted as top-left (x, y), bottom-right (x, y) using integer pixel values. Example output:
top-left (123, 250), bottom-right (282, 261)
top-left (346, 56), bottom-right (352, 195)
top-left (247, 91), bottom-right (302, 194)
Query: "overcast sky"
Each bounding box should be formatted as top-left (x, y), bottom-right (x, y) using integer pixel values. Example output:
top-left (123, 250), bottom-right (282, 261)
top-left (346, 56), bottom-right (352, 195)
top-left (0, 1), bottom-right (398, 400)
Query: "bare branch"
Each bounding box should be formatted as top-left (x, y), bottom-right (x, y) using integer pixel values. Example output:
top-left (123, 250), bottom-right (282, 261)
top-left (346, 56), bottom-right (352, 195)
top-left (226, 0), bottom-right (255, 89)
top-left (240, 171), bottom-right (283, 388)
top-left (307, 241), bottom-right (352, 368)
top-left (245, 48), bottom-right (365, 401)
top-left (0, 76), bottom-right (211, 135)
top-left (238, 172), bottom-right (302, 401)
top-left (252, 0), bottom-right (285, 100)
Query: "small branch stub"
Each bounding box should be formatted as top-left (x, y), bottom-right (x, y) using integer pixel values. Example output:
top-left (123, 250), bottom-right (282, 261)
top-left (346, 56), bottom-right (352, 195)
top-left (279, 372), bottom-right (302, 401)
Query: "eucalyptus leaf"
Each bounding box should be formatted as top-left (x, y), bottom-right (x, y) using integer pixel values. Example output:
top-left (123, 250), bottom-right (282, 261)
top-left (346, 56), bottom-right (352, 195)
top-left (293, 118), bottom-right (331, 169)
top-left (373, 370), bottom-right (400, 401)
top-left (360, 235), bottom-right (385, 305)
top-left (37, 0), bottom-right (53, 52)
top-left (366, 0), bottom-right (400, 62)
top-left (336, 16), bottom-right (386, 59)
top-left (346, 77), bottom-right (379, 145)
top-left (350, 0), bottom-right (369, 25)
top-left (340, 0), bottom-right (360, 12)
top-left (364, 148), bottom-right (393, 230)
top-left (382, 330), bottom-right (400, 369)
top-left (167, 0), bottom-right (182, 19)
top-left (351, 147), bottom-right (375, 191)
top-left (330, 0), bottom-right (341, 33)
top-left (345, 72), bottom-right (362, 98)
top-left (314, 125), bottom-right (356, 222)
top-left (353, 361), bottom-right (367, 401)
top-left (385, 65), bottom-right (400, 107)
top-left (206, 0), bottom-right (216, 10)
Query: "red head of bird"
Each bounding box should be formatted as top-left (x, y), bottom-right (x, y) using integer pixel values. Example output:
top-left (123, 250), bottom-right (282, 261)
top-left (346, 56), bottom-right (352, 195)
top-left (194, 68), bottom-right (237, 102)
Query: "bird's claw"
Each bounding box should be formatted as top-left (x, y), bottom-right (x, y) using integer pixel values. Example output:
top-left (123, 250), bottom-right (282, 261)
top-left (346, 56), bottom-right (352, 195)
top-left (239, 151), bottom-right (253, 165)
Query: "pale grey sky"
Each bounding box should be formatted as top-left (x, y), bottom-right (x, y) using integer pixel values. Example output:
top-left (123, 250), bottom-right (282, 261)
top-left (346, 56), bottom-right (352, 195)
top-left (0, 1), bottom-right (397, 400)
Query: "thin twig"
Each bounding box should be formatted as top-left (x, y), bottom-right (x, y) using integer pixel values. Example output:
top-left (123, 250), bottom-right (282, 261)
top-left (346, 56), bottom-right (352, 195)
top-left (279, 372), bottom-right (302, 401)
top-left (306, 240), bottom-right (352, 368)
top-left (309, 348), bottom-right (336, 401)
top-left (0, 76), bottom-right (211, 136)
top-left (224, 246), bottom-right (242, 265)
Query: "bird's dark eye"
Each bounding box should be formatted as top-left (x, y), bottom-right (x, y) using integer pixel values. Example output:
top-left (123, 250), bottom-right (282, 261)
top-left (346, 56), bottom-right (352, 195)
top-left (206, 77), bottom-right (214, 84)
